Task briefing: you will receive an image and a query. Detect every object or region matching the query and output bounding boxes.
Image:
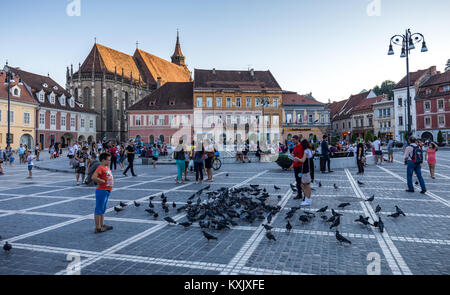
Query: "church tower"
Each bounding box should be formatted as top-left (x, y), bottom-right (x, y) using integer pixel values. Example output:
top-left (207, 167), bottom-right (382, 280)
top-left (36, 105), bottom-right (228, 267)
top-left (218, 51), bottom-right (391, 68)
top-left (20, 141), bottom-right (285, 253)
top-left (171, 30), bottom-right (186, 67)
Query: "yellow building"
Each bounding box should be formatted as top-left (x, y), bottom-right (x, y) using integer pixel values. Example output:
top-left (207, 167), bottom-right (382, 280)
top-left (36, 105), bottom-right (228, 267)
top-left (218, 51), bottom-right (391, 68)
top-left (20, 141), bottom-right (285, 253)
top-left (0, 71), bottom-right (38, 149)
top-left (193, 69), bottom-right (283, 149)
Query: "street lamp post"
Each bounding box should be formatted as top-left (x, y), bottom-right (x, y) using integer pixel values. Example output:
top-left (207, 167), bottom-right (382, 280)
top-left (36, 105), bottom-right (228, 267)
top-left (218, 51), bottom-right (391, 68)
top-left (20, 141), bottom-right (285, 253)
top-left (388, 29), bottom-right (428, 140)
top-left (3, 68), bottom-right (14, 150)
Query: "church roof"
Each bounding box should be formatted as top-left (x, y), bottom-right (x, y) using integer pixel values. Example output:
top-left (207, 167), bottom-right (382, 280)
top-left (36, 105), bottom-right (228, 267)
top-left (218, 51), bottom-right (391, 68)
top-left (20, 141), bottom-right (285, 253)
top-left (194, 69), bottom-right (281, 90)
top-left (134, 49), bottom-right (191, 86)
top-left (79, 43), bottom-right (142, 83)
top-left (172, 31), bottom-right (183, 58)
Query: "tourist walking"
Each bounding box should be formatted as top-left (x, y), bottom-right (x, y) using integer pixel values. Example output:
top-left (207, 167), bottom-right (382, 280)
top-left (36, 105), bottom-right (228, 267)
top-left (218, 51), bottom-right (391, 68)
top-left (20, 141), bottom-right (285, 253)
top-left (118, 144), bottom-right (126, 170)
top-left (387, 138), bottom-right (394, 163)
top-left (373, 137), bottom-right (382, 165)
top-left (204, 139), bottom-right (215, 182)
top-left (109, 144), bottom-right (118, 171)
top-left (193, 142), bottom-right (204, 183)
top-left (320, 135), bottom-right (333, 173)
top-left (123, 140), bottom-right (137, 177)
top-left (173, 138), bottom-right (186, 184)
top-left (75, 147), bottom-right (89, 185)
top-left (356, 138), bottom-right (365, 175)
top-left (91, 152), bottom-right (114, 233)
top-left (152, 144), bottom-right (159, 168)
top-left (425, 142), bottom-right (438, 179)
top-left (296, 139), bottom-right (312, 206)
top-left (291, 135), bottom-right (304, 200)
top-left (404, 136), bottom-right (426, 193)
top-left (18, 144), bottom-right (26, 164)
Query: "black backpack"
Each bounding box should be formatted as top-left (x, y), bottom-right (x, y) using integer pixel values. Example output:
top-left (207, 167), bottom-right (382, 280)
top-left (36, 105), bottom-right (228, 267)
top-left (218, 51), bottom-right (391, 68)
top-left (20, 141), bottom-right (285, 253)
top-left (411, 145), bottom-right (423, 164)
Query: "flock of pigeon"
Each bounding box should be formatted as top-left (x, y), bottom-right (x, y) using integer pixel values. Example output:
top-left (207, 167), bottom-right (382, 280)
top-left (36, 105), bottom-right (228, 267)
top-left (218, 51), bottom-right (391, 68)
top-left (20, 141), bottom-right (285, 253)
top-left (1, 178), bottom-right (407, 254)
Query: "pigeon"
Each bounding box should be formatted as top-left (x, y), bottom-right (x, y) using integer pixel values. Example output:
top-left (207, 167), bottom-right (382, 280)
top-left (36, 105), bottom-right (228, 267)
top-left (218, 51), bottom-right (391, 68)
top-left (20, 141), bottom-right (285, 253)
top-left (335, 231), bottom-right (351, 244)
top-left (290, 184), bottom-right (297, 192)
top-left (274, 185), bottom-right (280, 190)
top-left (203, 185), bottom-right (211, 191)
top-left (145, 209), bottom-right (155, 215)
top-left (354, 215), bottom-right (371, 225)
top-left (331, 209), bottom-right (343, 217)
top-left (277, 195), bottom-right (282, 200)
top-left (202, 231), bottom-right (218, 241)
top-left (153, 213), bottom-right (158, 219)
top-left (395, 206), bottom-right (406, 216)
top-left (263, 188), bottom-right (267, 193)
top-left (365, 195), bottom-right (375, 202)
top-left (265, 231), bottom-right (276, 241)
top-left (172, 202), bottom-right (176, 208)
top-left (388, 212), bottom-right (401, 218)
top-left (375, 204), bottom-right (381, 213)
top-left (326, 215), bottom-right (337, 223)
top-left (320, 215), bottom-right (328, 221)
top-left (188, 194), bottom-right (195, 200)
top-left (178, 222), bottom-right (192, 229)
top-left (164, 216), bottom-right (177, 224)
top-left (338, 203), bottom-right (351, 209)
top-left (333, 184), bottom-right (338, 190)
top-left (378, 216), bottom-right (384, 233)
top-left (262, 224), bottom-right (273, 231)
top-left (148, 201), bottom-right (154, 208)
top-left (3, 242), bottom-right (12, 252)
top-left (267, 213), bottom-right (273, 224)
top-left (316, 206), bottom-right (328, 213)
top-left (164, 206), bottom-right (169, 214)
top-left (329, 216), bottom-right (340, 229)
top-left (119, 201), bottom-right (128, 207)
top-left (160, 193), bottom-right (166, 199)
top-left (149, 196), bottom-right (155, 201)
top-left (134, 201), bottom-right (140, 207)
top-left (114, 206), bottom-right (123, 213)
top-left (357, 180), bottom-right (364, 186)
top-left (197, 197), bottom-right (202, 205)
top-left (226, 173), bottom-right (229, 177)
top-left (318, 181), bottom-right (322, 187)
top-left (299, 215), bottom-right (310, 223)
top-left (286, 221), bottom-right (292, 232)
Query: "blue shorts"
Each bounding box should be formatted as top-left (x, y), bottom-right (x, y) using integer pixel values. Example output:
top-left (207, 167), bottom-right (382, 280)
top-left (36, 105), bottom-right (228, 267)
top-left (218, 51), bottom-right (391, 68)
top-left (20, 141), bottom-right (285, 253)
top-left (28, 165), bottom-right (33, 171)
top-left (95, 189), bottom-right (110, 215)
top-left (375, 151), bottom-right (382, 156)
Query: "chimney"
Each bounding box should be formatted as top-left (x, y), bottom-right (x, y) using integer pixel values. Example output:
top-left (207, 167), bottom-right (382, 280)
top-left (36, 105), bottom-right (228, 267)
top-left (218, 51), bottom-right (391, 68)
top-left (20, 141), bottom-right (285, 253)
top-left (212, 68), bottom-right (216, 75)
top-left (250, 68), bottom-right (254, 77)
top-left (157, 77), bottom-right (161, 89)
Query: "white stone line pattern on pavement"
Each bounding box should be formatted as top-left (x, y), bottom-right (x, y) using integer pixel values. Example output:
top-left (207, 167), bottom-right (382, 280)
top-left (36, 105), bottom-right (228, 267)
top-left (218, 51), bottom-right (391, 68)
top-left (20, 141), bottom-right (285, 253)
top-left (221, 188), bottom-right (293, 275)
top-left (55, 170), bottom-right (265, 275)
top-left (393, 159), bottom-right (450, 180)
top-left (378, 165), bottom-right (450, 207)
top-left (345, 169), bottom-right (412, 275)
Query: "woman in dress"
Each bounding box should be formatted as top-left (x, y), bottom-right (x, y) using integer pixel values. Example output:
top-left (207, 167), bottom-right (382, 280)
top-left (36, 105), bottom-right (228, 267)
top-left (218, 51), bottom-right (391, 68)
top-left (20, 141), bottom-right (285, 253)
top-left (425, 142), bottom-right (438, 179)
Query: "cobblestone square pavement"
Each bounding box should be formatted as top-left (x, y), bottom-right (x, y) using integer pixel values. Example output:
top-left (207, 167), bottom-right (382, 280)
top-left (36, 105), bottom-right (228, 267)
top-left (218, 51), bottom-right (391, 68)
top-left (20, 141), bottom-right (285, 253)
top-left (1, 152), bottom-right (449, 275)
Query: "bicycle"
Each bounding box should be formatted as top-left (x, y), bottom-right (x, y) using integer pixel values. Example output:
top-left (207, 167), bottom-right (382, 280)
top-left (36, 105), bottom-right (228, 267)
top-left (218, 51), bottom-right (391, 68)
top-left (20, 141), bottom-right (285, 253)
top-left (212, 152), bottom-right (222, 170)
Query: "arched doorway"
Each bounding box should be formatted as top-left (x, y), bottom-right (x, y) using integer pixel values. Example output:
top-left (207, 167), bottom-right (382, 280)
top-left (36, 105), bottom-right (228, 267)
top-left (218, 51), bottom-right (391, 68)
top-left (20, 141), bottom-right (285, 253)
top-left (421, 132), bottom-right (433, 142)
top-left (62, 133), bottom-right (74, 148)
top-left (88, 136), bottom-right (94, 144)
top-left (159, 134), bottom-right (164, 144)
top-left (20, 134), bottom-right (34, 150)
top-left (78, 135), bottom-right (86, 142)
top-left (149, 135), bottom-right (155, 144)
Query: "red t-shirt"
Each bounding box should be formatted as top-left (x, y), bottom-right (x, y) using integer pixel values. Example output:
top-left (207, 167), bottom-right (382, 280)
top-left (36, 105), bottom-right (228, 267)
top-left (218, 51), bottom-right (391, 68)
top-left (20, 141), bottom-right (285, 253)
top-left (292, 144), bottom-right (304, 168)
top-left (95, 165), bottom-right (114, 191)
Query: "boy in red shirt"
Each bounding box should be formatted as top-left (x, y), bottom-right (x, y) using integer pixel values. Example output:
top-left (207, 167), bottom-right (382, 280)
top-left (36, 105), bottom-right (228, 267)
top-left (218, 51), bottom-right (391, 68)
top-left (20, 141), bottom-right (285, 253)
top-left (92, 153), bottom-right (114, 233)
top-left (292, 135), bottom-right (304, 200)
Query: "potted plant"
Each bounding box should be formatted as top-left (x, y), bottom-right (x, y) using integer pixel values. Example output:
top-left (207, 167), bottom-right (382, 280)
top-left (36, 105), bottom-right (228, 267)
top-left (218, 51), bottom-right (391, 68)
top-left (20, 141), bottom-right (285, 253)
top-left (275, 154), bottom-right (293, 170)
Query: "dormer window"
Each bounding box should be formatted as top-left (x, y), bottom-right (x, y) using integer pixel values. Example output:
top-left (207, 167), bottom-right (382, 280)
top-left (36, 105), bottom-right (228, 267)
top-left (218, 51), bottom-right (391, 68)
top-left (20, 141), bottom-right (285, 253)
top-left (42, 83), bottom-right (48, 88)
top-left (69, 97), bottom-right (74, 108)
top-left (149, 101), bottom-right (156, 106)
top-left (443, 86), bottom-right (450, 92)
top-left (38, 91), bottom-right (45, 102)
top-left (60, 95), bottom-right (66, 106)
top-left (426, 89), bottom-right (432, 95)
top-left (169, 100), bottom-right (175, 106)
top-left (50, 93), bottom-right (55, 104)
top-left (53, 86), bottom-right (58, 91)
top-left (12, 86), bottom-right (20, 97)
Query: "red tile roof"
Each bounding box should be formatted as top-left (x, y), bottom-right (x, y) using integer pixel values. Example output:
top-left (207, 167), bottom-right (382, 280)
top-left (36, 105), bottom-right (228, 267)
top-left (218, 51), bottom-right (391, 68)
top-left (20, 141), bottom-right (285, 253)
top-left (393, 66), bottom-right (437, 89)
top-left (328, 99), bottom-right (348, 120)
top-left (417, 71), bottom-right (450, 99)
top-left (6, 66), bottom-right (97, 114)
top-left (128, 82), bottom-right (193, 111)
top-left (194, 69), bottom-right (281, 90)
top-left (282, 91), bottom-right (324, 105)
top-left (333, 91), bottom-right (373, 120)
top-left (353, 95), bottom-right (384, 112)
top-left (0, 71), bottom-right (39, 105)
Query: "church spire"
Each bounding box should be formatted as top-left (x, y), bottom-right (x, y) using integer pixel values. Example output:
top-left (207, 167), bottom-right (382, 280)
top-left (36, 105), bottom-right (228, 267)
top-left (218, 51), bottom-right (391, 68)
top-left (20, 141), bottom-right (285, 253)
top-left (171, 29), bottom-right (186, 67)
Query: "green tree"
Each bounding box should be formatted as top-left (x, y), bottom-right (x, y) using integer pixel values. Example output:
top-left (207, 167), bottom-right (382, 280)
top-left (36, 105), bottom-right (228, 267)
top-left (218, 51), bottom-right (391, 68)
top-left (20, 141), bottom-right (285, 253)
top-left (313, 135), bottom-right (317, 143)
top-left (373, 80), bottom-right (396, 99)
top-left (446, 59), bottom-right (450, 72)
top-left (437, 130), bottom-right (444, 144)
top-left (365, 130), bottom-right (374, 142)
top-left (351, 133), bottom-right (357, 143)
top-left (377, 131), bottom-right (382, 140)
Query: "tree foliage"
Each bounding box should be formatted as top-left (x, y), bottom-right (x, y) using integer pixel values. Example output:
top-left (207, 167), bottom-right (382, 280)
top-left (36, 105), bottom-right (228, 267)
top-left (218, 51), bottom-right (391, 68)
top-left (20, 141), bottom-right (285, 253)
top-left (365, 130), bottom-right (374, 142)
top-left (373, 80), bottom-right (396, 99)
top-left (437, 130), bottom-right (444, 144)
top-left (445, 59), bottom-right (450, 72)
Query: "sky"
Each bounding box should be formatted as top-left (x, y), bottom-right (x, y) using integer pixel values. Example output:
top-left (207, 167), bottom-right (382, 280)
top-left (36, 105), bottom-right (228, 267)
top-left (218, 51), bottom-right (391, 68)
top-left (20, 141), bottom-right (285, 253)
top-left (1, 0), bottom-right (449, 103)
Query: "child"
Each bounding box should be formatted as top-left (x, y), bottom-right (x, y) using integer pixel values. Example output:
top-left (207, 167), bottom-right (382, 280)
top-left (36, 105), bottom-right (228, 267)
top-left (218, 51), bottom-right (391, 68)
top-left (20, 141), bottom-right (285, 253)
top-left (0, 160), bottom-right (4, 175)
top-left (91, 152), bottom-right (114, 233)
top-left (26, 150), bottom-right (36, 178)
top-left (9, 150), bottom-right (15, 166)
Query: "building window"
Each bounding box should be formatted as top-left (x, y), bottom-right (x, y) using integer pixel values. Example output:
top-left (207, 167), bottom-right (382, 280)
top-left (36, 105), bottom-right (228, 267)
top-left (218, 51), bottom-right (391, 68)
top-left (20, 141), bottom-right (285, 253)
top-left (388, 121), bottom-right (391, 128)
top-left (39, 92), bottom-right (44, 102)
top-left (81, 118), bottom-right (85, 128)
top-left (297, 113), bottom-right (303, 124)
top-left (286, 113), bottom-right (292, 123)
top-left (148, 115), bottom-right (154, 125)
top-left (398, 98), bottom-right (402, 107)
top-left (24, 113), bottom-right (30, 125)
top-left (360, 118), bottom-right (364, 127)
top-left (9, 111), bottom-right (14, 123)
top-left (399, 116), bottom-right (403, 126)
top-left (89, 119), bottom-right (94, 129)
top-left (196, 97), bottom-right (203, 108)
top-left (255, 97), bottom-right (260, 107)
top-left (50, 114), bottom-right (56, 126)
top-left (272, 115), bottom-right (279, 125)
top-left (443, 85), bottom-right (450, 92)
top-left (438, 99), bottom-right (444, 110)
top-left (425, 117), bottom-right (431, 128)
top-left (438, 115), bottom-right (445, 127)
top-left (378, 109), bottom-right (382, 118)
top-left (182, 115), bottom-right (188, 125)
top-left (424, 101), bottom-right (431, 112)
top-left (13, 88), bottom-right (19, 96)
top-left (273, 97), bottom-right (278, 108)
top-left (387, 108), bottom-right (391, 117)
top-left (60, 96), bottom-right (66, 106)
top-left (226, 115), bottom-right (232, 125)
top-left (61, 116), bottom-right (66, 127)
top-left (135, 116), bottom-right (141, 126)
top-left (39, 113), bottom-right (45, 125)
top-left (348, 122), bottom-right (351, 128)
top-left (206, 97), bottom-right (212, 108)
top-left (236, 97), bottom-right (241, 108)
top-left (50, 94), bottom-right (55, 104)
top-left (216, 97), bottom-right (222, 107)
top-left (426, 89), bottom-right (432, 95)
top-left (368, 117), bottom-right (373, 127)
top-left (158, 116), bottom-right (165, 125)
top-left (226, 97), bottom-right (232, 108)
top-left (70, 117), bottom-right (75, 128)
top-left (342, 122), bottom-right (345, 129)
top-left (246, 97), bottom-right (251, 108)
top-left (168, 115), bottom-right (174, 126)
top-left (308, 114), bottom-right (313, 123)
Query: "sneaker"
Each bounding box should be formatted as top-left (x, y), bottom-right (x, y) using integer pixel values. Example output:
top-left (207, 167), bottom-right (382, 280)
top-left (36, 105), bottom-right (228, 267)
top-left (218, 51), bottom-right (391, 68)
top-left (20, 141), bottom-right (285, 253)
top-left (132, 174), bottom-right (137, 177)
top-left (94, 227), bottom-right (106, 234)
top-left (405, 189), bottom-right (414, 193)
top-left (328, 170), bottom-right (334, 173)
top-left (293, 195), bottom-right (302, 200)
top-left (301, 199), bottom-right (311, 206)
top-left (420, 190), bottom-right (427, 194)
top-left (123, 173), bottom-right (128, 177)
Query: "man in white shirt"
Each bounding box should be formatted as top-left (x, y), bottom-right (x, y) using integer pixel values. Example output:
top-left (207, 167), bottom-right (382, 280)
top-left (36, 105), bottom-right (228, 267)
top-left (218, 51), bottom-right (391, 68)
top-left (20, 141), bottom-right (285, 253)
top-left (372, 137), bottom-right (382, 165)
